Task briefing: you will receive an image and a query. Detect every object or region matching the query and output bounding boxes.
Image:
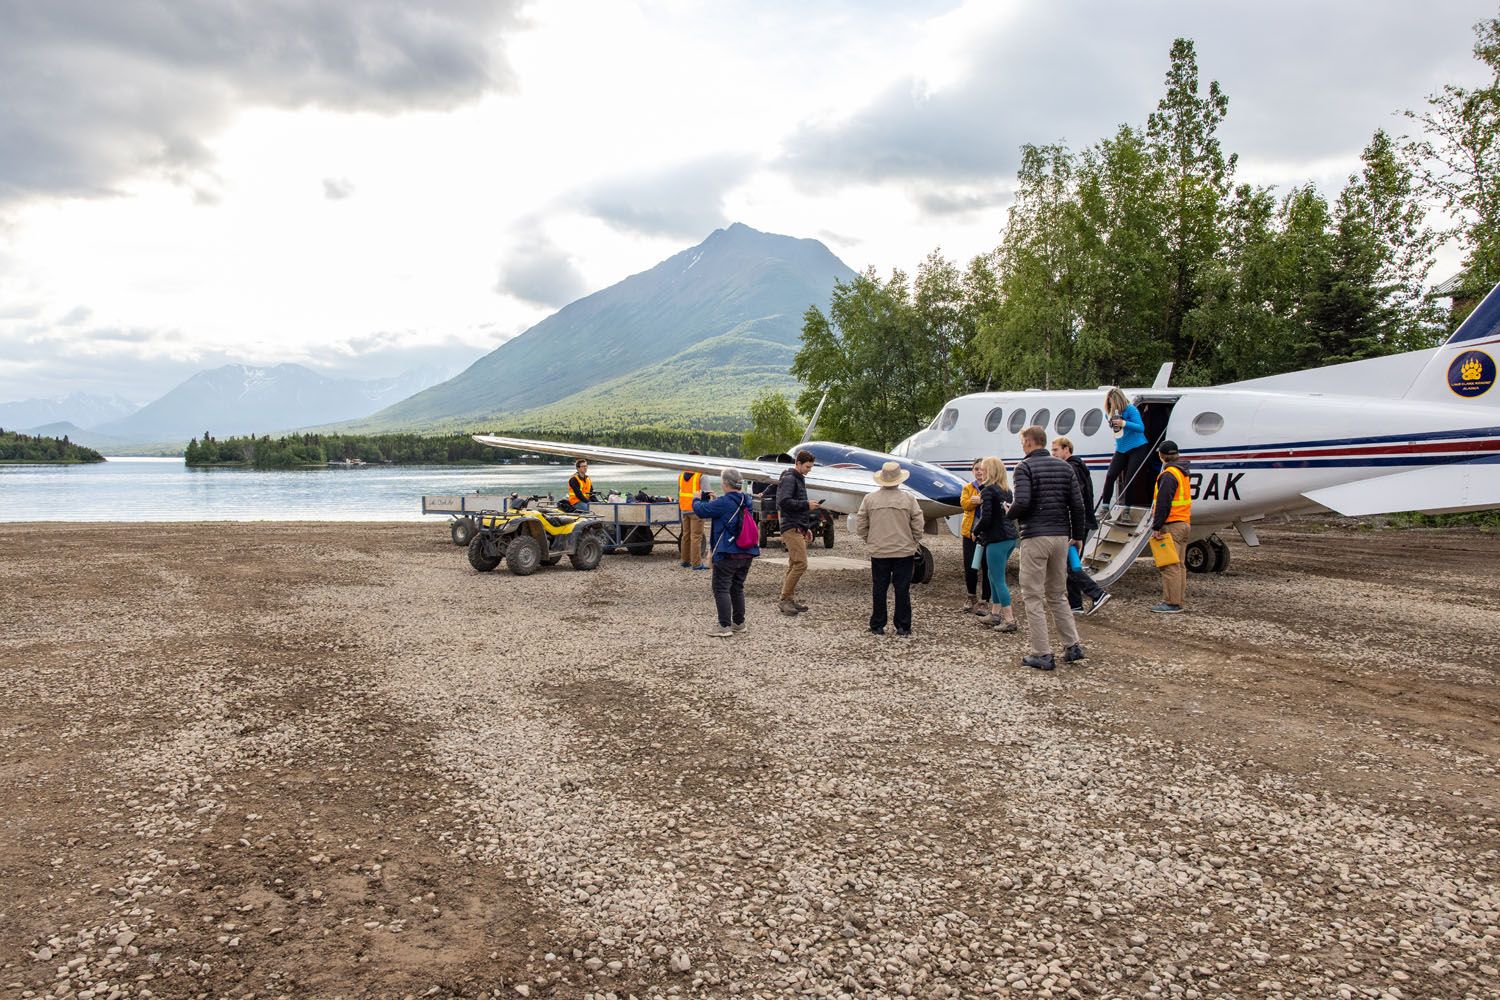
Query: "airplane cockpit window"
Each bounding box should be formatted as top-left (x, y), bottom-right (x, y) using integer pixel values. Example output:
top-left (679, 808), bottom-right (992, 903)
top-left (939, 408), bottom-right (959, 431)
top-left (1080, 408), bottom-right (1104, 435)
top-left (1007, 409), bottom-right (1027, 433)
top-left (984, 407), bottom-right (1004, 432)
top-left (1054, 408), bottom-right (1076, 435)
top-left (1193, 411), bottom-right (1224, 435)
top-left (1032, 408), bottom-right (1051, 431)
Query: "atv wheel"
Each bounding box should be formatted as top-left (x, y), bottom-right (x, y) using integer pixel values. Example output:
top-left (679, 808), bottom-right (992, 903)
top-left (506, 534), bottom-right (543, 576)
top-left (571, 530), bottom-right (605, 571)
top-left (821, 518), bottom-right (836, 549)
top-left (624, 526), bottom-right (654, 556)
top-left (451, 517), bottom-right (477, 547)
top-left (467, 535), bottom-right (501, 573)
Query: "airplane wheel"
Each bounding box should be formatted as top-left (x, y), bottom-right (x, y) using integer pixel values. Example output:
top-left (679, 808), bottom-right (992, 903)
top-left (912, 544), bottom-right (935, 585)
top-left (821, 519), bottom-right (835, 549)
top-left (1208, 534), bottom-right (1231, 573)
top-left (1184, 540), bottom-right (1213, 574)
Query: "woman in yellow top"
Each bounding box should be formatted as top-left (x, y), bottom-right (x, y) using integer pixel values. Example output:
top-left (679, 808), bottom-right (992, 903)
top-left (959, 457), bottom-right (991, 614)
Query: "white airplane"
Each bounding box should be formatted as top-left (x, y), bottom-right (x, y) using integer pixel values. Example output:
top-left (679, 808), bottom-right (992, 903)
top-left (475, 281), bottom-right (1500, 587)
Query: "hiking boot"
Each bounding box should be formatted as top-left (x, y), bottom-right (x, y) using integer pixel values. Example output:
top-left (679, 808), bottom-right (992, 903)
top-left (1022, 653), bottom-right (1056, 671)
top-left (961, 596), bottom-right (980, 614)
top-left (991, 620), bottom-right (1018, 634)
top-left (707, 625), bottom-right (733, 637)
top-left (869, 627), bottom-right (885, 635)
top-left (792, 600), bottom-right (809, 612)
top-left (778, 600), bottom-right (802, 616)
top-left (731, 622), bottom-right (746, 633)
top-left (1086, 592), bottom-right (1112, 616)
top-left (1063, 643), bottom-right (1086, 663)
top-left (1149, 602), bottom-right (1184, 614)
top-left (895, 628), bottom-right (911, 637)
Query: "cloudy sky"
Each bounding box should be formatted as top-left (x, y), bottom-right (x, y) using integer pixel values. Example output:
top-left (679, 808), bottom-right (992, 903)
top-left (0, 0), bottom-right (1494, 404)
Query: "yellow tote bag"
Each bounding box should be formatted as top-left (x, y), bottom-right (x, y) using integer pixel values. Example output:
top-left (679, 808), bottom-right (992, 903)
top-left (1150, 532), bottom-right (1179, 567)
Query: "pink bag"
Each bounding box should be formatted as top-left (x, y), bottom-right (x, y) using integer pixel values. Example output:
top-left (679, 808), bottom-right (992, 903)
top-left (734, 498), bottom-right (760, 548)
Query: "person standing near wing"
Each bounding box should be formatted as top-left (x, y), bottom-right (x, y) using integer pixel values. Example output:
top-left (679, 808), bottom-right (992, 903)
top-left (678, 449), bottom-right (707, 571)
top-left (1009, 425), bottom-right (1087, 671)
top-left (776, 450), bottom-right (820, 616)
top-left (854, 461), bottom-right (925, 636)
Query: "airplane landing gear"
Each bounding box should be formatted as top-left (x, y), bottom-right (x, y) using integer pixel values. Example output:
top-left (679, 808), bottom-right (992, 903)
top-left (1186, 535), bottom-right (1232, 574)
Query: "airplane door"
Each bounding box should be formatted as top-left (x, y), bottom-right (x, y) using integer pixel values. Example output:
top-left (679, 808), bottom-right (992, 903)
top-left (1123, 395), bottom-right (1180, 507)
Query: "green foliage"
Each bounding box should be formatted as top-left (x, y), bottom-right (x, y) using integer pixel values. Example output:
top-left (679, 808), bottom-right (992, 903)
top-left (742, 391), bottom-right (805, 456)
top-left (1405, 14), bottom-right (1500, 310)
top-left (0, 428), bottom-right (106, 464)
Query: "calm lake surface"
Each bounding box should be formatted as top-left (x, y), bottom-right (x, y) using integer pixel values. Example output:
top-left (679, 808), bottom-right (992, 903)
top-left (0, 458), bottom-right (681, 522)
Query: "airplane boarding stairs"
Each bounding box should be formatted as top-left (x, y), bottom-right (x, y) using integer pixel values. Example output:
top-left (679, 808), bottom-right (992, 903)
top-left (1080, 504), bottom-right (1155, 589)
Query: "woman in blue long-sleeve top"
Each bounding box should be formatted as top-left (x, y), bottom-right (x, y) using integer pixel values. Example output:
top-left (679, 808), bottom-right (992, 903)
top-left (1099, 387), bottom-right (1151, 509)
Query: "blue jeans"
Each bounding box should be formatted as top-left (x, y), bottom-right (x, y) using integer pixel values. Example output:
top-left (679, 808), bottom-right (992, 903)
top-left (984, 540), bottom-right (1017, 608)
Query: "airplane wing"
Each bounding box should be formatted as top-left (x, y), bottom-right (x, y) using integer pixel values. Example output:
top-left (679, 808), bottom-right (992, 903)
top-left (471, 434), bottom-right (956, 518)
top-left (1300, 461), bottom-right (1500, 516)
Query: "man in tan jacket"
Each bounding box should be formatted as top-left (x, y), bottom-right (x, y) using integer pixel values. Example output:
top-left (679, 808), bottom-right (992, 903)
top-left (854, 461), bottom-right (926, 636)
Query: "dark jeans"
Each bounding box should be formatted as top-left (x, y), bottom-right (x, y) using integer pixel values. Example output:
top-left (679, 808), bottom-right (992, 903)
top-left (1067, 566), bottom-right (1105, 609)
top-left (1100, 443), bottom-right (1151, 507)
top-left (962, 536), bottom-right (990, 601)
top-left (712, 557), bottom-right (751, 627)
top-left (870, 555), bottom-right (914, 632)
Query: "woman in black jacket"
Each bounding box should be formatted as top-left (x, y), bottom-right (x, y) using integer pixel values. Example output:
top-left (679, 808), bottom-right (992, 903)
top-left (972, 456), bottom-right (1019, 633)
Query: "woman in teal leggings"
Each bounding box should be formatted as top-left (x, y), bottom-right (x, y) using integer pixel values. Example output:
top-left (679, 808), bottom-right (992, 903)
top-left (974, 456), bottom-right (1019, 633)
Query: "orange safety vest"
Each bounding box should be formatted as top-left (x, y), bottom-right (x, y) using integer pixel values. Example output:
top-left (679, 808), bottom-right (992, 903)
top-left (679, 471), bottom-right (701, 512)
top-left (568, 474), bottom-right (592, 505)
top-left (1154, 465), bottom-right (1192, 524)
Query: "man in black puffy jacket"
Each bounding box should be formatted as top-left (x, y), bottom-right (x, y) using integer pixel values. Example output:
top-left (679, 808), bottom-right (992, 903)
top-left (1009, 425), bottom-right (1086, 670)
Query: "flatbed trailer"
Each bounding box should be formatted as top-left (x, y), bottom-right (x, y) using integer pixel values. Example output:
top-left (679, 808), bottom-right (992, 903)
top-left (422, 494), bottom-right (681, 554)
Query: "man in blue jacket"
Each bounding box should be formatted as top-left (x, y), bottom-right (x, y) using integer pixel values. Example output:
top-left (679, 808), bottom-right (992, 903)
top-left (692, 469), bottom-right (760, 637)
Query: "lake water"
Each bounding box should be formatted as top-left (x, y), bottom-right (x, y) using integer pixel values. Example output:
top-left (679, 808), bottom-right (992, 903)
top-left (0, 457), bottom-right (682, 522)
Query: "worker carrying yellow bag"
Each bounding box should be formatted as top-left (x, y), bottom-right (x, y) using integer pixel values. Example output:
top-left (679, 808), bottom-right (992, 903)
top-left (1148, 439), bottom-right (1192, 614)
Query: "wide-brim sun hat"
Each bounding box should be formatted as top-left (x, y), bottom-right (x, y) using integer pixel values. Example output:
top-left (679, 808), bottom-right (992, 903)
top-left (873, 461), bottom-right (909, 486)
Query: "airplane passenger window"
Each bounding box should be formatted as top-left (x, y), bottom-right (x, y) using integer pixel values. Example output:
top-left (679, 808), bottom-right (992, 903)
top-left (939, 408), bottom-right (959, 431)
top-left (1080, 409), bottom-right (1104, 435)
top-left (1031, 408), bottom-right (1051, 431)
top-left (1007, 409), bottom-right (1027, 433)
top-left (1054, 408), bottom-right (1075, 435)
top-left (1193, 411), bottom-right (1224, 435)
top-left (984, 407), bottom-right (1004, 432)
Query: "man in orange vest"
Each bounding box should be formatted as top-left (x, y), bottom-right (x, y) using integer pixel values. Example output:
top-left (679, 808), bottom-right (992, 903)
top-left (678, 450), bottom-right (707, 570)
top-left (1149, 440), bottom-right (1192, 614)
top-left (566, 459), bottom-right (593, 512)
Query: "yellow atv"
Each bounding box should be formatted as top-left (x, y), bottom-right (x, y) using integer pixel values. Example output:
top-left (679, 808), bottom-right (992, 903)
top-left (466, 507), bottom-right (607, 576)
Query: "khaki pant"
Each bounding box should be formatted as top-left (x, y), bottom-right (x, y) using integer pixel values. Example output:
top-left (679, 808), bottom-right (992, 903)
top-left (1159, 521), bottom-right (1191, 606)
top-left (679, 512), bottom-right (704, 565)
top-left (780, 529), bottom-right (808, 600)
top-left (1019, 535), bottom-right (1080, 656)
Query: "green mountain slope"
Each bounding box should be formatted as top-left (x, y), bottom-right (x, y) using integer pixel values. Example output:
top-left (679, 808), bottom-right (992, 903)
top-left (349, 223), bottom-right (854, 431)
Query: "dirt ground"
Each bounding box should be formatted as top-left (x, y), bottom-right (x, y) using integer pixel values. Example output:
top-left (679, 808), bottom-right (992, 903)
top-left (1, 520), bottom-right (1497, 1000)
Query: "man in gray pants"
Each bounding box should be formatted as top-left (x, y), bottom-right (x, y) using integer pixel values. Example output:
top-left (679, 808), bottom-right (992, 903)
top-left (1007, 425), bottom-right (1086, 670)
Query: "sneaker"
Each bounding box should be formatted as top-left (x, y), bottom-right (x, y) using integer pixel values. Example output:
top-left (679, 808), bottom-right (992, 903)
top-left (680, 561), bottom-right (691, 568)
top-left (731, 622), bottom-right (746, 633)
top-left (708, 625), bottom-right (734, 637)
top-left (991, 620), bottom-right (1018, 634)
top-left (778, 600), bottom-right (802, 616)
top-left (895, 628), bottom-right (911, 637)
top-left (1069, 605), bottom-right (1085, 614)
top-left (1149, 602), bottom-right (1185, 614)
top-left (792, 600), bottom-right (809, 612)
top-left (869, 627), bottom-right (885, 635)
top-left (692, 563), bottom-right (709, 571)
top-left (1086, 592), bottom-right (1112, 616)
top-left (1063, 643), bottom-right (1086, 663)
top-left (1022, 653), bottom-right (1056, 671)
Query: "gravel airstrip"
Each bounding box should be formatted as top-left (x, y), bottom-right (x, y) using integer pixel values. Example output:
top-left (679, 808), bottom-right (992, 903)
top-left (1, 520), bottom-right (1497, 1000)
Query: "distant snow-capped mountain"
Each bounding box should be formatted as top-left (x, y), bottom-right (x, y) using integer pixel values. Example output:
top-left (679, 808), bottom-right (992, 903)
top-left (0, 392), bottom-right (138, 431)
top-left (94, 363), bottom-right (452, 443)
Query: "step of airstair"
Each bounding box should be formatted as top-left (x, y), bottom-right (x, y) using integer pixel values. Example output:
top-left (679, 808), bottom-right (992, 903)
top-left (1081, 504), bottom-right (1154, 589)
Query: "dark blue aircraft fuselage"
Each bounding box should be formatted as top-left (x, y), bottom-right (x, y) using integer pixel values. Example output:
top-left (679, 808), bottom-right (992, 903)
top-left (800, 441), bottom-right (968, 507)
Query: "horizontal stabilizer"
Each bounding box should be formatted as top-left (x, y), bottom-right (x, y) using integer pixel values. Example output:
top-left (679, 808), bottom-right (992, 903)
top-left (1301, 461), bottom-right (1500, 516)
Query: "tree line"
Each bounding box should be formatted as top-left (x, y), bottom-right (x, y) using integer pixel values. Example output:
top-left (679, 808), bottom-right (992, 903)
top-left (0, 428), bottom-right (105, 464)
top-left (185, 427), bottom-right (743, 469)
top-left (753, 19), bottom-right (1500, 453)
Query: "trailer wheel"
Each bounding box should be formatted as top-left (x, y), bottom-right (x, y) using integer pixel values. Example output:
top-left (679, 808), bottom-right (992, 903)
top-left (912, 543), bottom-right (935, 585)
top-left (821, 518), bottom-right (836, 549)
top-left (467, 535), bottom-right (501, 573)
top-left (506, 534), bottom-right (543, 576)
top-left (571, 531), bottom-right (605, 571)
top-left (451, 517), bottom-right (477, 547)
top-left (624, 526), bottom-right (654, 556)
top-left (1184, 540), bottom-right (1213, 574)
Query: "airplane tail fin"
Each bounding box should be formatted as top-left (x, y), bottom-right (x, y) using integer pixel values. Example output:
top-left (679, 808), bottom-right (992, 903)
top-left (1401, 281), bottom-right (1500, 406)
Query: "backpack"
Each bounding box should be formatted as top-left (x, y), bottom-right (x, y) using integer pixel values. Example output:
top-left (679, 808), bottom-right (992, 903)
top-left (734, 496), bottom-right (760, 548)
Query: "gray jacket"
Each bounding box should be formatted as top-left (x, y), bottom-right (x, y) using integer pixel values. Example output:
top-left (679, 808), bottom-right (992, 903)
top-left (854, 486), bottom-right (924, 558)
